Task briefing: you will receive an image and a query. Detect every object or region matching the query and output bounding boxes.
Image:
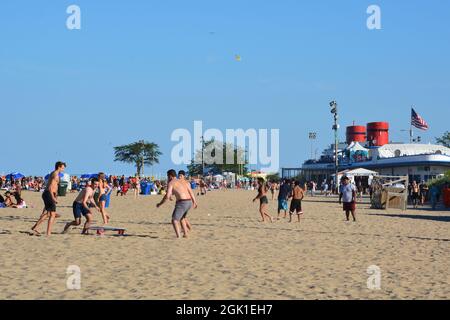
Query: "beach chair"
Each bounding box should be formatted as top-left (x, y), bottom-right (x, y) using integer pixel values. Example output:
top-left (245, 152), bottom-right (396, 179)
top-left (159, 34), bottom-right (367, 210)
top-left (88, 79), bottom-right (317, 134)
top-left (88, 226), bottom-right (126, 236)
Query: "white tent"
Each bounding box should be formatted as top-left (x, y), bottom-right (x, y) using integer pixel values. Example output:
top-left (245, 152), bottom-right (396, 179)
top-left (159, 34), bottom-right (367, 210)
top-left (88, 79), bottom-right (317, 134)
top-left (346, 141), bottom-right (368, 152)
top-left (345, 168), bottom-right (378, 176)
top-left (334, 168), bottom-right (379, 185)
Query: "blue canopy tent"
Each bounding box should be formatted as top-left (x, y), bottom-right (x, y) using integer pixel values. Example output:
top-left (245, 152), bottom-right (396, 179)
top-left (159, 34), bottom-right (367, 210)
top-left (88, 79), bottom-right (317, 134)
top-left (81, 174), bottom-right (95, 179)
top-left (81, 174), bottom-right (109, 180)
top-left (6, 172), bottom-right (25, 180)
top-left (44, 172), bottom-right (64, 181)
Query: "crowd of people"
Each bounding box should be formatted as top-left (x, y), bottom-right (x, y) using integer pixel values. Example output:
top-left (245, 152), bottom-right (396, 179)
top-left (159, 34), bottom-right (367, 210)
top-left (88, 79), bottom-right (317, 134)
top-left (408, 180), bottom-right (450, 210)
top-left (2, 162), bottom-right (450, 238)
top-left (252, 175), bottom-right (358, 224)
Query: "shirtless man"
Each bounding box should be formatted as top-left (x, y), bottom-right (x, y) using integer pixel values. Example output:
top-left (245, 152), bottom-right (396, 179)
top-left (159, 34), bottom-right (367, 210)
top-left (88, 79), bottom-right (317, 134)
top-left (176, 170), bottom-right (194, 232)
top-left (63, 178), bottom-right (100, 234)
top-left (31, 161), bottom-right (66, 236)
top-left (157, 169), bottom-right (198, 239)
top-left (289, 181), bottom-right (305, 223)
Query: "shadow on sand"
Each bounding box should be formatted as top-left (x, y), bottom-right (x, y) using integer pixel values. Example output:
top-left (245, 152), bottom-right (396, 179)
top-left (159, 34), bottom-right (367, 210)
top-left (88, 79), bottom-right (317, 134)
top-left (369, 213), bottom-right (450, 223)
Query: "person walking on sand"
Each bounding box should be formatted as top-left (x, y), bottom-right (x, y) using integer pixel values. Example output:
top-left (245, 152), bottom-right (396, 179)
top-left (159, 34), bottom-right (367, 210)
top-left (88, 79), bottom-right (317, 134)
top-left (289, 181), bottom-right (305, 223)
top-left (31, 161), bottom-right (66, 236)
top-left (98, 172), bottom-right (111, 224)
top-left (253, 177), bottom-right (273, 223)
top-left (63, 178), bottom-right (100, 234)
top-left (270, 182), bottom-right (276, 200)
top-left (411, 181), bottom-right (420, 208)
top-left (157, 169), bottom-right (198, 239)
top-left (177, 170), bottom-right (194, 232)
top-left (339, 176), bottom-right (357, 222)
top-left (133, 175), bottom-right (141, 199)
top-left (277, 179), bottom-right (291, 219)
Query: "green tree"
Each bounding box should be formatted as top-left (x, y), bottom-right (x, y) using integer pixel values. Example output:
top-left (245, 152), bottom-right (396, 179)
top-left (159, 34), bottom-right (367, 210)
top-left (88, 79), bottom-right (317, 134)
top-left (436, 131), bottom-right (450, 148)
top-left (266, 173), bottom-right (281, 182)
top-left (114, 140), bottom-right (162, 176)
top-left (187, 139), bottom-right (249, 176)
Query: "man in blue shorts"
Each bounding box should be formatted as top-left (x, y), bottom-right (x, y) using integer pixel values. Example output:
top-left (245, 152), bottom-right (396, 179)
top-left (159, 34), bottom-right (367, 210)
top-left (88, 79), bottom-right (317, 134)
top-left (63, 178), bottom-right (100, 234)
top-left (277, 179), bottom-right (291, 219)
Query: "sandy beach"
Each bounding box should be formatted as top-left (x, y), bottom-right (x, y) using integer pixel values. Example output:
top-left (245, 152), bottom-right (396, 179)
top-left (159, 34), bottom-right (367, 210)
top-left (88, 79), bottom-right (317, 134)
top-left (0, 189), bottom-right (448, 300)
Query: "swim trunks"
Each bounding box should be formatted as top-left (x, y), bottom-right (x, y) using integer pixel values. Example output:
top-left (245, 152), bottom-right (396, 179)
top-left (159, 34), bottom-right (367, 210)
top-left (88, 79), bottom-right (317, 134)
top-left (172, 200), bottom-right (192, 221)
top-left (290, 199), bottom-right (303, 214)
top-left (278, 199), bottom-right (288, 211)
top-left (343, 201), bottom-right (356, 211)
top-left (72, 201), bottom-right (90, 219)
top-left (42, 189), bottom-right (56, 212)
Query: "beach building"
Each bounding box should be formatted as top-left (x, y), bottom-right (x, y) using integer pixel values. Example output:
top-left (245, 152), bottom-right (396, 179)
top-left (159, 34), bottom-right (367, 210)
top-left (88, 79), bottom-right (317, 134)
top-left (284, 121), bottom-right (450, 183)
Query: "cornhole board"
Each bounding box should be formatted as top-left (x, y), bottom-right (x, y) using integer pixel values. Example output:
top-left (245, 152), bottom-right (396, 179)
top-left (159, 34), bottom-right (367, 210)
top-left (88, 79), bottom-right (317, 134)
top-left (88, 226), bottom-right (126, 236)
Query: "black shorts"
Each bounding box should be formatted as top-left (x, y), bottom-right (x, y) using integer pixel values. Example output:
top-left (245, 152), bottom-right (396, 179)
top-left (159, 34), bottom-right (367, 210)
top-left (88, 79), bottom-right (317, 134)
top-left (42, 190), bottom-right (56, 212)
top-left (260, 196), bottom-right (269, 205)
top-left (290, 199), bottom-right (303, 213)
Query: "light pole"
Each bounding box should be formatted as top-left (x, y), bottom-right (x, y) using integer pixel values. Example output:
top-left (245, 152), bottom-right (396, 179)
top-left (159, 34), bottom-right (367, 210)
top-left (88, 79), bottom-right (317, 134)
top-left (329, 101), bottom-right (339, 191)
top-left (309, 132), bottom-right (317, 160)
top-left (201, 136), bottom-right (205, 177)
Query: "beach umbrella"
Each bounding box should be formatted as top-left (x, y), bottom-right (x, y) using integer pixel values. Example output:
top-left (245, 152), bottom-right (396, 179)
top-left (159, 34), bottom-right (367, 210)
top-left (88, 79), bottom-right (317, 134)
top-left (6, 172), bottom-right (25, 180)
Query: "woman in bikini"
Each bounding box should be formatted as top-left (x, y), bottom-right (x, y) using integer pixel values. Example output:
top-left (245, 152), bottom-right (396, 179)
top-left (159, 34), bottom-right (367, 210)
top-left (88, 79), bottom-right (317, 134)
top-left (133, 175), bottom-right (141, 199)
top-left (252, 177), bottom-right (274, 223)
top-left (98, 173), bottom-right (111, 224)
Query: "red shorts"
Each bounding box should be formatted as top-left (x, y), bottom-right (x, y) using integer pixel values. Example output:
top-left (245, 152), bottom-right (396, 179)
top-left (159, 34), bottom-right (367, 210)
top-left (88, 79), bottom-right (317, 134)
top-left (343, 202), bottom-right (356, 211)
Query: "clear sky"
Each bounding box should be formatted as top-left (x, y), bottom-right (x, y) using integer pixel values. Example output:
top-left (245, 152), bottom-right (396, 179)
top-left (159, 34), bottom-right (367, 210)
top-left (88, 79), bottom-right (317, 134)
top-left (1, 0), bottom-right (449, 176)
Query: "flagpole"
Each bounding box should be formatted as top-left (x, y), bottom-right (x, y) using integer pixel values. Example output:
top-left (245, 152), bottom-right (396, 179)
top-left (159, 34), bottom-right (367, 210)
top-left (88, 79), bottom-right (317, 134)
top-left (410, 106), bottom-right (413, 143)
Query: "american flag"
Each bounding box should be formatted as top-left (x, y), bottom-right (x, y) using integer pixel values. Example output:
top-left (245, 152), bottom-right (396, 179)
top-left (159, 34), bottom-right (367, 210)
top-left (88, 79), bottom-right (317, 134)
top-left (411, 108), bottom-right (429, 131)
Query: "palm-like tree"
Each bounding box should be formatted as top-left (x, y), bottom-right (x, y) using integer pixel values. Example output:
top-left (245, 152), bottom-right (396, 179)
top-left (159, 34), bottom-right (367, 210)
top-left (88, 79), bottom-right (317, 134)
top-left (114, 140), bottom-right (162, 176)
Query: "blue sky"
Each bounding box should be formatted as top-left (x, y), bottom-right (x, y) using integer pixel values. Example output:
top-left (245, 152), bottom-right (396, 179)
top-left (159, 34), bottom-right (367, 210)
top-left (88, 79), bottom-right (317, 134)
top-left (0, 0), bottom-right (449, 176)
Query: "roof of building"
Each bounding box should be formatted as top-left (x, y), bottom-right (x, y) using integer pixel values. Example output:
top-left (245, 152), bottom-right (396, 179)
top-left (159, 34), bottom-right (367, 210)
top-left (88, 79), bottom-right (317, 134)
top-left (374, 144), bottom-right (450, 158)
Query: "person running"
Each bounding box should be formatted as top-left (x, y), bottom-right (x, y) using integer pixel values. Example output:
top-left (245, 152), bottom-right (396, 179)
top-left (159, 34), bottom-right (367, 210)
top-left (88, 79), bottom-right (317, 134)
top-left (289, 181), bottom-right (305, 223)
top-left (411, 181), bottom-right (420, 208)
top-left (339, 176), bottom-right (357, 222)
top-left (277, 179), bottom-right (291, 219)
top-left (98, 172), bottom-right (111, 224)
top-left (252, 177), bottom-right (273, 223)
top-left (63, 178), bottom-right (101, 234)
top-left (157, 169), bottom-right (198, 239)
top-left (31, 161), bottom-right (66, 236)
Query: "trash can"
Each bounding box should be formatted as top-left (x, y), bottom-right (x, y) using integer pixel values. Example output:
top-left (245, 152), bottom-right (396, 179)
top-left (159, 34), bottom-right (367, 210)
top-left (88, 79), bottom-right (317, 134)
top-left (105, 192), bottom-right (111, 208)
top-left (141, 182), bottom-right (151, 195)
top-left (58, 181), bottom-right (69, 197)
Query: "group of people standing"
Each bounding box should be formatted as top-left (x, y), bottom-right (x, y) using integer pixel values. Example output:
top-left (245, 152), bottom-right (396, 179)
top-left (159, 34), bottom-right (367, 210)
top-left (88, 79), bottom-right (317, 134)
top-left (253, 178), bottom-right (305, 223)
top-left (30, 162), bottom-right (112, 236)
top-left (252, 176), bottom-right (358, 223)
